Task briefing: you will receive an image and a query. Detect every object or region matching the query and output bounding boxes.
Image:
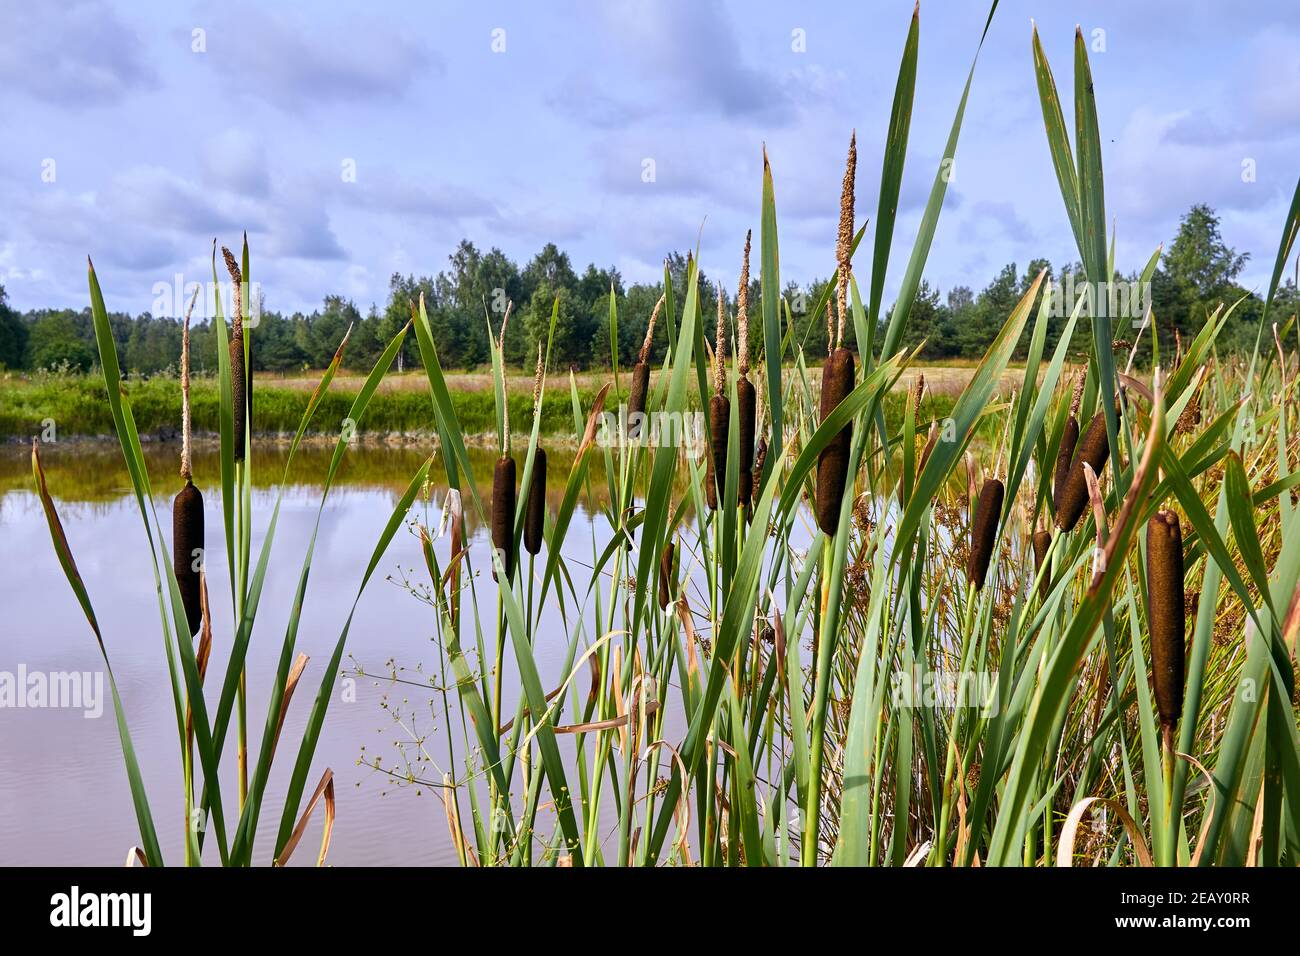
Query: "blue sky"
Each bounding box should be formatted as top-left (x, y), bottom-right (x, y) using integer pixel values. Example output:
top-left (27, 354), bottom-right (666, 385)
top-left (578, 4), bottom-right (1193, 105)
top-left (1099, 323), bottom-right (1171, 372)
top-left (2, 0), bottom-right (1297, 317)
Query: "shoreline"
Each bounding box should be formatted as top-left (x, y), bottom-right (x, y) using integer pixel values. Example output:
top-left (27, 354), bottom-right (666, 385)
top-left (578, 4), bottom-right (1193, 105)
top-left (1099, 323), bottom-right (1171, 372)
top-left (2, 430), bottom-right (588, 450)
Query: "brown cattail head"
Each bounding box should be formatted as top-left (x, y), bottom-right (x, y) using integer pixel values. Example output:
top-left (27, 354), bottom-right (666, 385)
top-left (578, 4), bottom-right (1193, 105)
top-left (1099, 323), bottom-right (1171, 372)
top-left (1031, 529), bottom-right (1053, 601)
top-left (737, 376), bottom-right (756, 510)
top-left (752, 435), bottom-right (768, 509)
top-left (172, 480), bottom-right (204, 636)
top-left (815, 347), bottom-right (855, 534)
top-left (523, 447), bottom-right (547, 556)
top-left (658, 541), bottom-right (675, 611)
top-left (707, 393), bottom-right (730, 510)
top-left (1148, 509), bottom-right (1186, 730)
top-left (628, 361), bottom-right (651, 437)
top-left (491, 455), bottom-right (516, 581)
top-left (1054, 409), bottom-right (1114, 532)
top-left (1052, 414), bottom-right (1079, 513)
top-left (966, 478), bottom-right (1004, 591)
top-left (230, 337), bottom-right (246, 462)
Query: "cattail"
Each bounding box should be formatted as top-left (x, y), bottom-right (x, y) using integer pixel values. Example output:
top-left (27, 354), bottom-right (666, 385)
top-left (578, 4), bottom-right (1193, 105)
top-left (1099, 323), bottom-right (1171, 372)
top-left (708, 394), bottom-right (729, 510)
top-left (1053, 377), bottom-right (1084, 514)
top-left (658, 541), bottom-right (674, 611)
top-left (1031, 528), bottom-right (1052, 601)
top-left (523, 345), bottom-right (547, 555)
top-left (737, 378), bottom-right (756, 510)
top-left (1147, 510), bottom-right (1185, 734)
top-left (523, 448), bottom-right (546, 555)
top-left (628, 363), bottom-right (651, 440)
top-left (173, 482), bottom-right (204, 635)
top-left (223, 246), bottom-right (248, 463)
top-left (736, 232), bottom-right (756, 510)
top-left (491, 308), bottom-right (517, 579)
top-left (230, 339), bottom-right (246, 462)
top-left (966, 478), bottom-right (1004, 591)
top-left (752, 435), bottom-right (767, 507)
top-left (628, 294), bottom-right (663, 439)
top-left (1052, 414), bottom-right (1078, 514)
top-left (835, 131), bottom-right (856, 346)
top-left (708, 284), bottom-right (729, 510)
top-left (491, 455), bottom-right (516, 581)
top-left (1054, 408), bottom-right (1115, 533)
top-left (815, 347), bottom-right (854, 534)
top-left (172, 286), bottom-right (203, 636)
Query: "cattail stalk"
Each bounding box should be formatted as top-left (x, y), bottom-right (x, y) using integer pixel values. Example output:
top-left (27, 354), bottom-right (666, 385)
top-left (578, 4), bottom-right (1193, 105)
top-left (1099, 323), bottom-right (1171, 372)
top-left (173, 286), bottom-right (204, 636)
top-left (966, 478), bottom-right (1004, 591)
top-left (491, 306), bottom-right (516, 580)
top-left (223, 246), bottom-right (247, 463)
top-left (736, 232), bottom-right (755, 510)
top-left (707, 285), bottom-right (730, 510)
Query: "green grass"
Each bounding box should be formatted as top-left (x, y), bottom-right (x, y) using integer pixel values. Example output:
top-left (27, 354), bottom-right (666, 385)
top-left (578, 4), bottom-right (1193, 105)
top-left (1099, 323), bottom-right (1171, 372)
top-left (1, 373), bottom-right (599, 440)
top-left (1, 371), bottom-right (972, 444)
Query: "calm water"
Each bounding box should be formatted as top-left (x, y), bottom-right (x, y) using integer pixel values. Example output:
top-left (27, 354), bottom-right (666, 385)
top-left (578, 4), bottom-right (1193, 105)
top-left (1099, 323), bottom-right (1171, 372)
top-left (0, 440), bottom-right (679, 866)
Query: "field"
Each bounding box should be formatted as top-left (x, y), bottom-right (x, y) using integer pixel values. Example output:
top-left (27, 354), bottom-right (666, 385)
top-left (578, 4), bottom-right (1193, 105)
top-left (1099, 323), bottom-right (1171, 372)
top-left (0, 364), bottom-right (1004, 443)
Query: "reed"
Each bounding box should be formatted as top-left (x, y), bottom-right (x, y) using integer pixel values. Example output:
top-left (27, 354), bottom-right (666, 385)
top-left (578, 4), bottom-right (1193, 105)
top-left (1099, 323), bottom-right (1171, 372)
top-left (1050, 385), bottom-right (1081, 512)
top-left (628, 294), bottom-right (663, 440)
top-left (707, 285), bottom-right (730, 511)
top-left (814, 132), bottom-right (858, 535)
top-left (491, 309), bottom-right (517, 580)
top-left (1031, 528), bottom-right (1052, 601)
top-left (491, 455), bottom-right (517, 580)
top-left (658, 541), bottom-right (674, 611)
top-left (1147, 509), bottom-right (1185, 744)
top-left (1054, 407), bottom-right (1115, 532)
top-left (172, 286), bottom-right (203, 637)
top-left (223, 246), bottom-right (248, 463)
top-left (966, 477), bottom-right (1004, 591)
top-left (736, 231), bottom-right (756, 510)
top-left (523, 346), bottom-right (547, 556)
top-left (814, 345), bottom-right (855, 533)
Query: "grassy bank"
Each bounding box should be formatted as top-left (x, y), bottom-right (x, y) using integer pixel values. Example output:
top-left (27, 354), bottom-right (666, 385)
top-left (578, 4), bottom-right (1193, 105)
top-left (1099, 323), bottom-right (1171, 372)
top-left (0, 369), bottom-right (973, 442)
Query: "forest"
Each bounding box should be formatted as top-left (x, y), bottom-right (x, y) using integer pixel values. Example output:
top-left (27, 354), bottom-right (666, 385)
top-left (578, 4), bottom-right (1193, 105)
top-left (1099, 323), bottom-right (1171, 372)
top-left (0, 203), bottom-right (1289, 377)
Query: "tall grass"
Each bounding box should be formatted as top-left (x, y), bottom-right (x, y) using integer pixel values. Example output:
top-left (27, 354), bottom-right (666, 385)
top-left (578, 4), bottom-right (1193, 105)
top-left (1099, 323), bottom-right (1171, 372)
top-left (38, 6), bottom-right (1300, 867)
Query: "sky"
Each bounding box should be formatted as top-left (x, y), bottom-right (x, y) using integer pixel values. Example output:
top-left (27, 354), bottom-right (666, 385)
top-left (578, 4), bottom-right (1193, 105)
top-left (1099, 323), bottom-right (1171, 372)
top-left (1, 0), bottom-right (1298, 319)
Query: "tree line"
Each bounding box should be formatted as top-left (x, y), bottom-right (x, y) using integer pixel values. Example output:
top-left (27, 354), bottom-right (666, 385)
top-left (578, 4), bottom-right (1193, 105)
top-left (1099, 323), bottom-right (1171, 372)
top-left (0, 204), bottom-right (1289, 377)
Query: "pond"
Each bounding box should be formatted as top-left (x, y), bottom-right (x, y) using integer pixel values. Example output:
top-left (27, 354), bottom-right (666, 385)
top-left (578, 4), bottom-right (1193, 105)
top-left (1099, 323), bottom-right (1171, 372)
top-left (0, 439), bottom-right (704, 866)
